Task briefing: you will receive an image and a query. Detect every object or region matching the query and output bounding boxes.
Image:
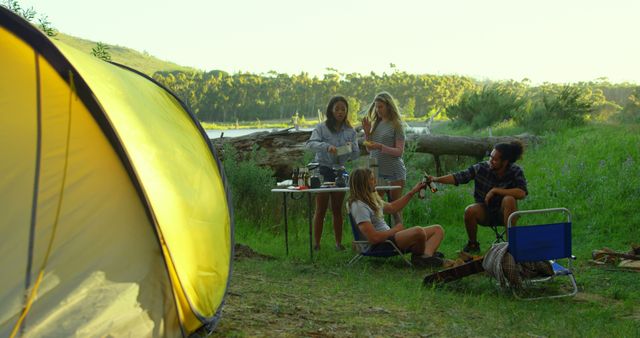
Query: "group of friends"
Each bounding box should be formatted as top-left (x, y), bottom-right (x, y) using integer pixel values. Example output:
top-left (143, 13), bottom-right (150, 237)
top-left (305, 92), bottom-right (528, 268)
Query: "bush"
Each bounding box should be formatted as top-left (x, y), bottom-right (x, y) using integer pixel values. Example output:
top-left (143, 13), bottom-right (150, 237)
top-left (515, 84), bottom-right (594, 133)
top-left (222, 144), bottom-right (278, 226)
top-left (615, 87), bottom-right (640, 123)
top-left (447, 82), bottom-right (527, 130)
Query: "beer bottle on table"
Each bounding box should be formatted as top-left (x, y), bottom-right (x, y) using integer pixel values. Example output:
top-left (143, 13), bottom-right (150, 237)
top-left (299, 168), bottom-right (306, 187)
top-left (292, 168), bottom-right (298, 187)
top-left (301, 168), bottom-right (307, 187)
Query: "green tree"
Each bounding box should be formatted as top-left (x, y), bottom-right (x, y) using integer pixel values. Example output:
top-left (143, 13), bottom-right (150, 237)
top-left (91, 42), bottom-right (112, 61)
top-left (403, 97), bottom-right (416, 119)
top-left (346, 96), bottom-right (360, 124)
top-left (616, 87), bottom-right (640, 123)
top-left (37, 15), bottom-right (56, 36)
top-left (2, 0), bottom-right (56, 36)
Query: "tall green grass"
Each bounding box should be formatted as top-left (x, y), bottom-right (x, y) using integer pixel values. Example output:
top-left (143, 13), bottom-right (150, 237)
top-left (217, 122), bottom-right (640, 336)
top-left (229, 122), bottom-right (640, 257)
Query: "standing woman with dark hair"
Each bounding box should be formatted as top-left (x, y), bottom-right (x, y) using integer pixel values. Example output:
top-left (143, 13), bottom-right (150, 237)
top-left (362, 92), bottom-right (407, 225)
top-left (306, 96), bottom-right (360, 251)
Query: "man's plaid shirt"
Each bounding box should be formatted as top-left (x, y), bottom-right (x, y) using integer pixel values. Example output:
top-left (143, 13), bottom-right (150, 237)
top-left (452, 161), bottom-right (528, 210)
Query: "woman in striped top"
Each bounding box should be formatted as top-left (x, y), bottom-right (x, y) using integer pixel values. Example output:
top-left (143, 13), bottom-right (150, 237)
top-left (362, 92), bottom-right (407, 225)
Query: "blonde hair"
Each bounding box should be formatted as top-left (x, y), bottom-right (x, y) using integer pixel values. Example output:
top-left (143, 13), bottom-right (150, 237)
top-left (348, 168), bottom-right (385, 218)
top-left (366, 91), bottom-right (403, 134)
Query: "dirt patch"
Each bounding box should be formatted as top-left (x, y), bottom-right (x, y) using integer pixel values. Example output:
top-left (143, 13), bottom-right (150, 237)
top-left (621, 307), bottom-right (640, 322)
top-left (573, 292), bottom-right (621, 305)
top-left (211, 263), bottom-right (422, 337)
top-left (234, 243), bottom-right (274, 260)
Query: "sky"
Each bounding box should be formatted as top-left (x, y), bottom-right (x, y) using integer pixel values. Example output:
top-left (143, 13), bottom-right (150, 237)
top-left (17, 0), bottom-right (640, 84)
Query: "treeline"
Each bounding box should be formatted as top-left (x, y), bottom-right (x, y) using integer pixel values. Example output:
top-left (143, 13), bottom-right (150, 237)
top-left (152, 70), bottom-right (477, 122)
top-left (152, 69), bottom-right (638, 126)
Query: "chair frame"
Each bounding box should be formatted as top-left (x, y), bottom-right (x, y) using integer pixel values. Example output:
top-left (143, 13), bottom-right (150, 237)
top-left (481, 223), bottom-right (506, 243)
top-left (507, 208), bottom-right (578, 300)
top-left (346, 212), bottom-right (413, 267)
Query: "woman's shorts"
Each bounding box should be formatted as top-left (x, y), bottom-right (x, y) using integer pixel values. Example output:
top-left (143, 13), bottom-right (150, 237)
top-left (378, 173), bottom-right (406, 183)
top-left (369, 234), bottom-right (401, 253)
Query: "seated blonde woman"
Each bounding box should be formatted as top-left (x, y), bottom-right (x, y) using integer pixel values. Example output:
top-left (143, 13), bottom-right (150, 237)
top-left (347, 168), bottom-right (446, 268)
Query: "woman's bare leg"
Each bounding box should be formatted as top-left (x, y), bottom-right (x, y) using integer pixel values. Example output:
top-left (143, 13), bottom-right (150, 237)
top-left (421, 225), bottom-right (444, 256)
top-left (313, 193), bottom-right (330, 249)
top-left (387, 179), bottom-right (405, 225)
top-left (329, 191), bottom-right (345, 247)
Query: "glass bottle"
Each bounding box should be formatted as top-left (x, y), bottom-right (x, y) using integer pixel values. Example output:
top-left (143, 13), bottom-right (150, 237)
top-left (292, 168), bottom-right (298, 187)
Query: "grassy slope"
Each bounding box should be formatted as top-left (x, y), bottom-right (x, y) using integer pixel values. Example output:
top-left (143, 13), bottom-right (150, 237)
top-left (214, 122), bottom-right (640, 337)
top-left (54, 33), bottom-right (197, 76)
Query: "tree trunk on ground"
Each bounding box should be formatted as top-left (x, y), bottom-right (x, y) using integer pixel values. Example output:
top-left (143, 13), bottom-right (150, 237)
top-left (211, 129), bottom-right (540, 179)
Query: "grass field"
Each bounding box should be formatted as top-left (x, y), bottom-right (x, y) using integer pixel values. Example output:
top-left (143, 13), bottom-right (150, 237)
top-left (211, 122), bottom-right (640, 337)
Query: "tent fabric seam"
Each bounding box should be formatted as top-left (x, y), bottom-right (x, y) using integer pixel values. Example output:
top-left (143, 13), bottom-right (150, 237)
top-left (22, 50), bottom-right (42, 336)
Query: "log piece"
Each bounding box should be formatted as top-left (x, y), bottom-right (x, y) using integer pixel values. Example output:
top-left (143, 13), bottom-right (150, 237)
top-left (210, 129), bottom-right (540, 179)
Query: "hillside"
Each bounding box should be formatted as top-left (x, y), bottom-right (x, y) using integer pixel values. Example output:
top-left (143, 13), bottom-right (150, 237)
top-left (54, 33), bottom-right (197, 76)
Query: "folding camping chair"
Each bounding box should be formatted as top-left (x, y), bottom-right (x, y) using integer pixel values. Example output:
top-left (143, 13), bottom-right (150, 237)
top-left (481, 222), bottom-right (506, 243)
top-left (507, 208), bottom-right (578, 300)
top-left (346, 213), bottom-right (412, 267)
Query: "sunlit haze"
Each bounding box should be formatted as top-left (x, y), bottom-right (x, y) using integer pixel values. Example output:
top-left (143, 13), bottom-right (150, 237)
top-left (19, 0), bottom-right (640, 84)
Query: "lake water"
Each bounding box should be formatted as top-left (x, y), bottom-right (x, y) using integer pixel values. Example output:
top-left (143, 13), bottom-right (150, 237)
top-left (206, 128), bottom-right (312, 139)
top-left (206, 126), bottom-right (429, 139)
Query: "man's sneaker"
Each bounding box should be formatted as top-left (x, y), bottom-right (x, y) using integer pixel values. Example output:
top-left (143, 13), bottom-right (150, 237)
top-left (434, 251), bottom-right (445, 259)
top-left (411, 254), bottom-right (444, 268)
top-left (462, 241), bottom-right (481, 254)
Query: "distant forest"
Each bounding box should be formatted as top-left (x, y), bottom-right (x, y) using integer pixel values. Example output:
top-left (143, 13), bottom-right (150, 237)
top-left (3, 0), bottom-right (637, 126)
top-left (152, 70), bottom-right (637, 124)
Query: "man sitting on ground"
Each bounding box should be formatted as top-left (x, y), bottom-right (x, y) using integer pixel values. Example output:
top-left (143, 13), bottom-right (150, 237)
top-left (428, 141), bottom-right (528, 254)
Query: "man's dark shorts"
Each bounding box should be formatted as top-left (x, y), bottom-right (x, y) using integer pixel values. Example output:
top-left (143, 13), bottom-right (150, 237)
top-left (483, 206), bottom-right (505, 227)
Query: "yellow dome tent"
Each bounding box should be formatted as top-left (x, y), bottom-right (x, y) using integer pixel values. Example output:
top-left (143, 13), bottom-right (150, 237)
top-left (0, 6), bottom-right (233, 337)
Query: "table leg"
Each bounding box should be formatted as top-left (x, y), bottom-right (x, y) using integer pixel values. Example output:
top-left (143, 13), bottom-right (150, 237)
top-left (308, 192), bottom-right (313, 260)
top-left (283, 192), bottom-right (289, 255)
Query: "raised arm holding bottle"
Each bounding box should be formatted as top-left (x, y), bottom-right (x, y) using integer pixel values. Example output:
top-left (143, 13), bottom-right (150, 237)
top-left (427, 141), bottom-right (528, 254)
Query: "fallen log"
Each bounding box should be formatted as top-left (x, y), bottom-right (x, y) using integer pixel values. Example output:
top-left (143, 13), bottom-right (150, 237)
top-left (210, 129), bottom-right (540, 178)
top-left (211, 128), bottom-right (311, 179)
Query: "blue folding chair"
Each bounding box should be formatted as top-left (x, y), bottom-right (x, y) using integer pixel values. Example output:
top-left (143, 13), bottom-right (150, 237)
top-left (346, 212), bottom-right (412, 267)
top-left (507, 208), bottom-right (578, 300)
